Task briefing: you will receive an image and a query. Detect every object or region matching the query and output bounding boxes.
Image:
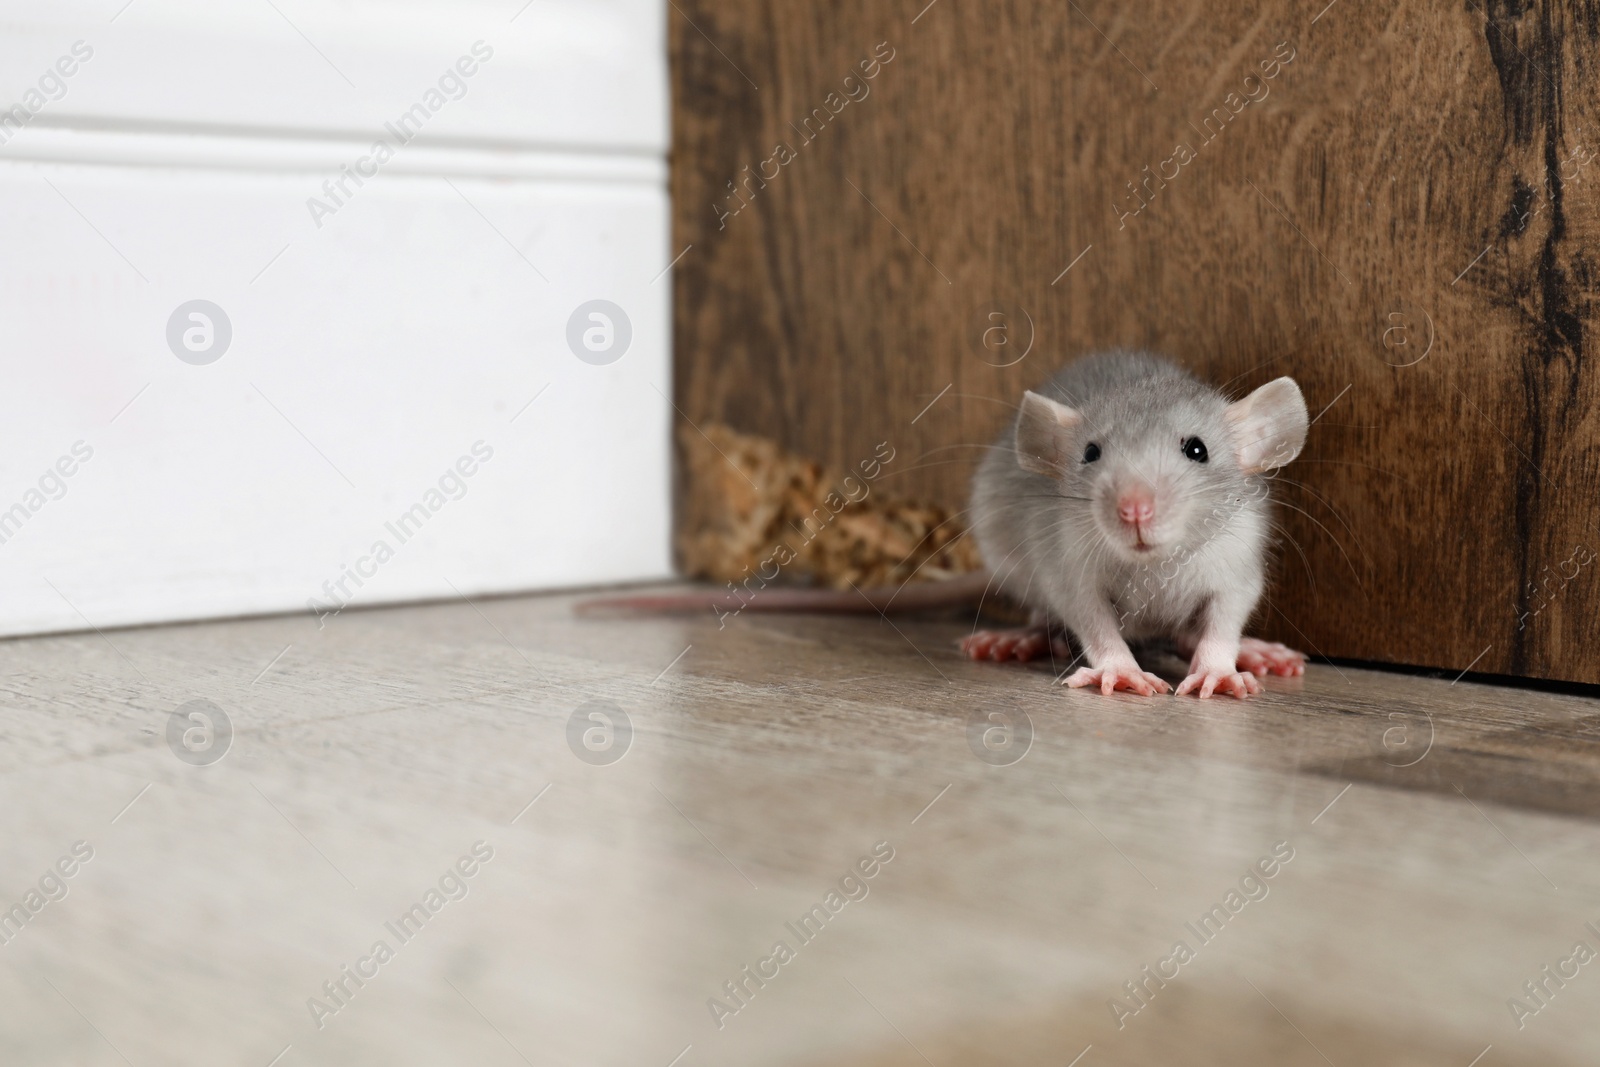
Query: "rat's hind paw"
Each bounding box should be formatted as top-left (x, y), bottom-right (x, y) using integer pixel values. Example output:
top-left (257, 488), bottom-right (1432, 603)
top-left (961, 627), bottom-right (1064, 663)
top-left (1237, 638), bottom-right (1306, 677)
top-left (1064, 664), bottom-right (1171, 697)
top-left (1175, 669), bottom-right (1263, 699)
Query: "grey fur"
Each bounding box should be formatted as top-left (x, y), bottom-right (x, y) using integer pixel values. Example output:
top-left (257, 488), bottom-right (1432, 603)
top-left (971, 351), bottom-right (1306, 680)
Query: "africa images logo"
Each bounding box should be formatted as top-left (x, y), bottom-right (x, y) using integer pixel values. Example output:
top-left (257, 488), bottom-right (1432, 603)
top-left (306, 42), bottom-right (494, 228)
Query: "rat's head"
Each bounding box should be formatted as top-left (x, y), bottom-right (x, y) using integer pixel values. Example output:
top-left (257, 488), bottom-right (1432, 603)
top-left (1014, 375), bottom-right (1308, 562)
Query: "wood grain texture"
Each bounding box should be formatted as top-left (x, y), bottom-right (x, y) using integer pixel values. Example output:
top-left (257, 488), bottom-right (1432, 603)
top-left (8, 587), bottom-right (1600, 1063)
top-left (670, 0), bottom-right (1600, 683)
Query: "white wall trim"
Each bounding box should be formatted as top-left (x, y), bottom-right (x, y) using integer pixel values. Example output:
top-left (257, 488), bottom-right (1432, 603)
top-left (0, 125), bottom-right (667, 184)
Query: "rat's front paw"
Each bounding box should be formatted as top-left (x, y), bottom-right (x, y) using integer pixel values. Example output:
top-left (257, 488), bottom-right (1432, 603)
top-left (1065, 664), bottom-right (1171, 697)
top-left (1237, 638), bottom-right (1305, 677)
top-left (1175, 668), bottom-right (1263, 699)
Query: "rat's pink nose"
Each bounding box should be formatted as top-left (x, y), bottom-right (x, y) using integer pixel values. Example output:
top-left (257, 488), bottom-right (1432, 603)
top-left (1117, 492), bottom-right (1155, 527)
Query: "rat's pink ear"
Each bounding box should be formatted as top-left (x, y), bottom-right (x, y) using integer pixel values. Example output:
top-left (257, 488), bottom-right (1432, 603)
top-left (1225, 377), bottom-right (1308, 473)
top-left (1015, 390), bottom-right (1082, 477)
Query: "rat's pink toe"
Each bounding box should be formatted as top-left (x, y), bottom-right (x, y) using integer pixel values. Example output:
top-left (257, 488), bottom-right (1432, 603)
top-left (963, 627), bottom-right (1058, 664)
top-left (1177, 669), bottom-right (1262, 699)
top-left (1237, 638), bottom-right (1307, 678)
top-left (1065, 665), bottom-right (1169, 697)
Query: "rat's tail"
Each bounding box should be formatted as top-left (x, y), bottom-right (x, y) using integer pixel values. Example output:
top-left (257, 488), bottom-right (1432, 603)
top-left (574, 570), bottom-right (992, 617)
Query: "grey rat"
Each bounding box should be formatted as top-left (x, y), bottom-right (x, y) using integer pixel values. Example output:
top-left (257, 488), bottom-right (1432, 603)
top-left (966, 350), bottom-right (1309, 698)
top-left (576, 351), bottom-right (1309, 699)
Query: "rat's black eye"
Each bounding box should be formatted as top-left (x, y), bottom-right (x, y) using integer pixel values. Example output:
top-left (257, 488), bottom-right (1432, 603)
top-left (1182, 437), bottom-right (1208, 463)
top-left (1082, 442), bottom-right (1101, 464)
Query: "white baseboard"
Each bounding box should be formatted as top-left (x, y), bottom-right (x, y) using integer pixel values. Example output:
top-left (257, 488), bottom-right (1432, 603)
top-left (0, 127), bottom-right (671, 637)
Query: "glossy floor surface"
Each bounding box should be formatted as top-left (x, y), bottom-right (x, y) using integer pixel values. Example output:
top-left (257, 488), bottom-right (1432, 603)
top-left (3, 586), bottom-right (1599, 1066)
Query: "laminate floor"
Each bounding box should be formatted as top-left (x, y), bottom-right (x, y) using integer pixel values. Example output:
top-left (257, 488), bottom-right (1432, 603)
top-left (2, 585), bottom-right (1598, 1066)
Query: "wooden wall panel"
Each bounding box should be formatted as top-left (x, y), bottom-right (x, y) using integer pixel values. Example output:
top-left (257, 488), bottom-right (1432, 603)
top-left (670, 0), bottom-right (1600, 684)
